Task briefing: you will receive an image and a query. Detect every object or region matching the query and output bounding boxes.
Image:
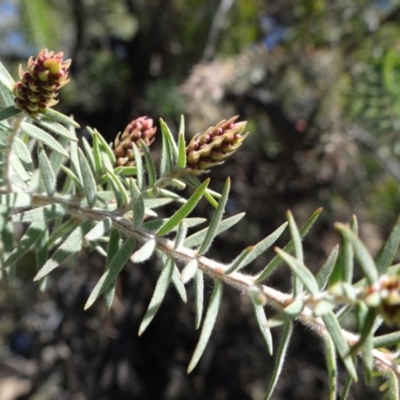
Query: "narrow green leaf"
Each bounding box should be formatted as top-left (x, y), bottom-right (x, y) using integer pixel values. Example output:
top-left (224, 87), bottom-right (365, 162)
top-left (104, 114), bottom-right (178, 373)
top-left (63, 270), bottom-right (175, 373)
top-left (335, 223), bottom-right (379, 284)
top-left (21, 122), bottom-right (69, 157)
top-left (0, 106), bottom-right (21, 122)
top-left (198, 178), bottom-right (230, 255)
top-left (264, 322), bottom-right (293, 400)
top-left (354, 306), bottom-right (375, 379)
top-left (324, 335), bottom-right (338, 400)
top-left (376, 213), bottom-right (400, 275)
top-left (3, 221), bottom-right (45, 268)
top-left (84, 217), bottom-right (113, 242)
top-left (91, 132), bottom-right (104, 175)
top-left (316, 245), bottom-right (339, 289)
top-left (81, 136), bottom-right (96, 174)
top-left (106, 168), bottom-right (129, 207)
top-left (172, 263), bottom-right (187, 303)
top-left (174, 221), bottom-right (187, 248)
top-left (181, 173), bottom-right (219, 208)
top-left (35, 119), bottom-right (79, 142)
top-left (13, 137), bottom-right (33, 173)
top-left (159, 118), bottom-right (175, 175)
top-left (231, 222), bottom-right (288, 273)
top-left (104, 229), bottom-right (121, 310)
top-left (47, 219), bottom-right (76, 248)
top-left (252, 302), bottom-right (273, 355)
top-left (143, 217), bottom-right (206, 233)
top-left (78, 148), bottom-right (97, 208)
top-left (39, 107), bottom-right (80, 128)
top-left (138, 257), bottom-right (174, 335)
top-left (195, 269), bottom-right (204, 329)
top-left (12, 204), bottom-right (66, 223)
top-left (49, 136), bottom-right (69, 177)
top-left (385, 370), bottom-right (399, 400)
top-left (177, 132), bottom-right (186, 168)
top-left (274, 248), bottom-right (319, 295)
top-left (144, 197), bottom-right (174, 209)
top-left (157, 178), bottom-right (209, 236)
top-left (106, 229), bottom-right (121, 264)
top-left (92, 129), bottom-right (115, 164)
top-left (265, 299), bottom-right (304, 328)
top-left (84, 237), bottom-right (135, 309)
top-left (187, 279), bottom-right (223, 373)
top-left (0, 62), bottom-right (15, 90)
top-left (322, 312), bottom-right (358, 381)
top-left (37, 144), bottom-right (56, 196)
top-left (35, 227), bottom-right (49, 291)
top-left (140, 139), bottom-right (157, 187)
top-left (130, 178), bottom-right (145, 229)
top-left (373, 331), bottom-right (400, 348)
top-left (184, 212), bottom-right (245, 248)
top-left (10, 153), bottom-right (31, 184)
top-left (339, 374), bottom-right (354, 400)
top-left (288, 211), bottom-right (304, 296)
top-left (60, 165), bottom-right (83, 191)
top-left (132, 142), bottom-right (144, 190)
top-left (0, 193), bottom-right (31, 208)
top-left (181, 259), bottom-right (198, 284)
top-left (34, 220), bottom-right (92, 281)
top-left (131, 239), bottom-right (156, 263)
top-left (257, 208), bottom-right (323, 282)
top-left (225, 246), bottom-right (254, 274)
top-left (178, 114), bottom-right (185, 136)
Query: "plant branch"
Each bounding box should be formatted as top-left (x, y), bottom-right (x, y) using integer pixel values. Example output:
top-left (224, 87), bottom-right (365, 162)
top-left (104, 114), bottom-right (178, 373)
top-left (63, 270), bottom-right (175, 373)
top-left (13, 191), bottom-right (400, 378)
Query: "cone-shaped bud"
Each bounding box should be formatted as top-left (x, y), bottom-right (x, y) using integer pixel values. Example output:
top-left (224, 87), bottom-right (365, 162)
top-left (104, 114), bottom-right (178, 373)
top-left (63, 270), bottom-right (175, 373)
top-left (186, 116), bottom-right (249, 173)
top-left (368, 274), bottom-right (400, 326)
top-left (114, 116), bottom-right (157, 167)
top-left (13, 48), bottom-right (71, 115)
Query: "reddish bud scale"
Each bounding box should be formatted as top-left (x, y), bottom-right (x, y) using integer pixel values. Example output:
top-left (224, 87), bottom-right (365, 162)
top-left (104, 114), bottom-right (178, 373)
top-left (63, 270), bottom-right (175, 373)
top-left (186, 116), bottom-right (249, 173)
top-left (13, 48), bottom-right (71, 115)
top-left (114, 116), bottom-right (157, 167)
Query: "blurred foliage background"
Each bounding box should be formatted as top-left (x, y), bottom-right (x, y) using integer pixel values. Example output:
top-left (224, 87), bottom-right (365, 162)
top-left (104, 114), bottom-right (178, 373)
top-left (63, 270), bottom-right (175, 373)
top-left (1, 0), bottom-right (400, 399)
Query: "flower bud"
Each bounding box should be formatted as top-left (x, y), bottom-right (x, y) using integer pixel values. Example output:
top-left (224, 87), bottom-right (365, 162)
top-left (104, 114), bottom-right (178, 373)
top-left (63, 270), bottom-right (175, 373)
top-left (13, 48), bottom-right (71, 115)
top-left (114, 116), bottom-right (157, 167)
top-left (186, 116), bottom-right (249, 173)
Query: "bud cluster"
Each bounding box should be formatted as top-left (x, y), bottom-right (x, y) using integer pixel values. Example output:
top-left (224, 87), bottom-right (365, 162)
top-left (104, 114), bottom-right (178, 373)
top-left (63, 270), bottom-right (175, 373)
top-left (114, 117), bottom-right (157, 167)
top-left (186, 116), bottom-right (249, 172)
top-left (364, 274), bottom-right (400, 327)
top-left (13, 48), bottom-right (71, 115)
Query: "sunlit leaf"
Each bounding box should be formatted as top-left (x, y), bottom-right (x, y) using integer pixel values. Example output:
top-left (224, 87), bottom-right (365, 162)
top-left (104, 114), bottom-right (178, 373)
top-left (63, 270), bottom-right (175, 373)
top-left (198, 178), bottom-right (230, 255)
top-left (34, 220), bottom-right (92, 281)
top-left (335, 223), bottom-right (379, 284)
top-left (138, 257), bottom-right (174, 335)
top-left (322, 312), bottom-right (357, 381)
top-left (12, 204), bottom-right (66, 222)
top-left (78, 148), bottom-right (97, 208)
top-left (252, 302), bottom-right (273, 355)
top-left (37, 144), bottom-right (56, 196)
top-left (157, 178), bottom-right (209, 236)
top-left (21, 122), bottom-right (69, 157)
top-left (187, 279), bottom-right (223, 373)
top-left (184, 213), bottom-right (245, 248)
top-left (274, 248), bottom-right (319, 295)
top-left (316, 245), bottom-right (339, 290)
top-left (264, 322), bottom-right (293, 400)
top-left (257, 208), bottom-right (323, 282)
top-left (85, 237), bottom-right (135, 309)
top-left (3, 221), bottom-right (46, 268)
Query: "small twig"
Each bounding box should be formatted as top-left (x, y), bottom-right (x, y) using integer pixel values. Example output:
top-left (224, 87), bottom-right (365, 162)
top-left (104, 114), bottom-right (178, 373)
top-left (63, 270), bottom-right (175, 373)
top-left (8, 191), bottom-right (398, 378)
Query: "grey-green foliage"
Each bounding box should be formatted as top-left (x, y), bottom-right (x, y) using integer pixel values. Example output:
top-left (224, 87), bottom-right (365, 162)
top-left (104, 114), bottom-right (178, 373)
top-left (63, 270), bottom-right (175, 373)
top-left (1, 59), bottom-right (400, 400)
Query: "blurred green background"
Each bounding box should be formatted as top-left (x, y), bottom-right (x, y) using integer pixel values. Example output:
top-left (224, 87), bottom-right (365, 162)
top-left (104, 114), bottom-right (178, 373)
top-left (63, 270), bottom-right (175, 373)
top-left (1, 0), bottom-right (400, 399)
